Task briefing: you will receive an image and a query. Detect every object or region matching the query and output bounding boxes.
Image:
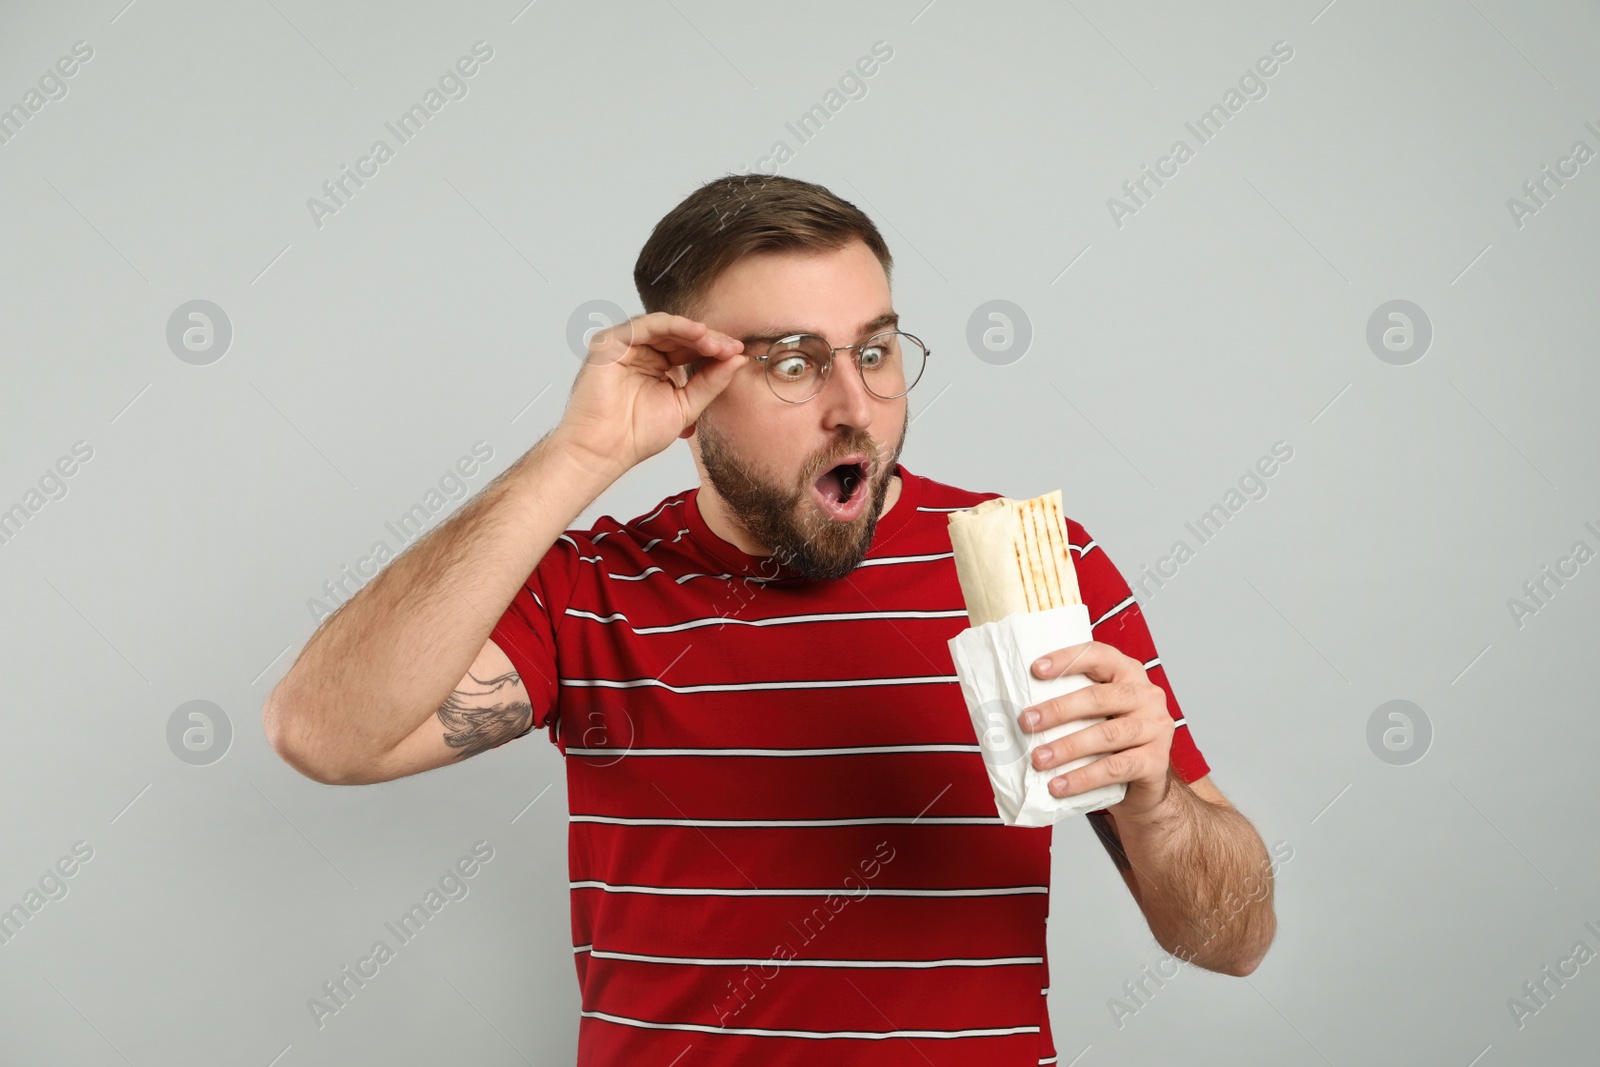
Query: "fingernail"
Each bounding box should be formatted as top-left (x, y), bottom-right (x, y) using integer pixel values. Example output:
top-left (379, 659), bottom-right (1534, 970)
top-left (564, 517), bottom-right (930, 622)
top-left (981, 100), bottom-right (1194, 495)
top-left (1034, 748), bottom-right (1053, 768)
top-left (1034, 657), bottom-right (1051, 673)
top-left (1022, 710), bottom-right (1039, 729)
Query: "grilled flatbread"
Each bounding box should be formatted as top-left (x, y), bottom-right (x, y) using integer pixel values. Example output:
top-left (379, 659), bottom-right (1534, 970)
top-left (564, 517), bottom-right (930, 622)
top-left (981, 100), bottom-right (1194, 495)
top-left (947, 490), bottom-right (1081, 627)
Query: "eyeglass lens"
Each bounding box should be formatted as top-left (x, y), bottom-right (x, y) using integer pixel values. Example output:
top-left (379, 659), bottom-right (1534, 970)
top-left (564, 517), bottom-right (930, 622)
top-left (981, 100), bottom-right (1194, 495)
top-left (764, 332), bottom-right (926, 402)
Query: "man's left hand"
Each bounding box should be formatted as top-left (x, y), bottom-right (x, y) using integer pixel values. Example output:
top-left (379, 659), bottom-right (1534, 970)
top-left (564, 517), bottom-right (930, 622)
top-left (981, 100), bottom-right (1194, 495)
top-left (1017, 641), bottom-right (1175, 820)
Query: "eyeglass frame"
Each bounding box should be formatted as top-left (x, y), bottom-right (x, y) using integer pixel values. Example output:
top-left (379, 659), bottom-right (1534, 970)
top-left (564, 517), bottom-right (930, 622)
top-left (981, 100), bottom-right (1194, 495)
top-left (746, 329), bottom-right (932, 404)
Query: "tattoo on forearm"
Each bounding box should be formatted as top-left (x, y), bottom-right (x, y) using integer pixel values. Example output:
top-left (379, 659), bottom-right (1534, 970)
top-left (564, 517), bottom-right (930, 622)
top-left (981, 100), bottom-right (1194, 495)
top-left (436, 670), bottom-right (533, 759)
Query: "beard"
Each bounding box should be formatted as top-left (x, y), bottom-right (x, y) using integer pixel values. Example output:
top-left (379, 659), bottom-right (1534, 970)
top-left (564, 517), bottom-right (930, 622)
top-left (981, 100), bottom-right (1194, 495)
top-left (696, 407), bottom-right (909, 581)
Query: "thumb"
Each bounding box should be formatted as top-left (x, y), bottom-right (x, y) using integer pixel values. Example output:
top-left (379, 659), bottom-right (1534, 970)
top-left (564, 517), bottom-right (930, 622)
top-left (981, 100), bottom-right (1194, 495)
top-left (680, 354), bottom-right (748, 425)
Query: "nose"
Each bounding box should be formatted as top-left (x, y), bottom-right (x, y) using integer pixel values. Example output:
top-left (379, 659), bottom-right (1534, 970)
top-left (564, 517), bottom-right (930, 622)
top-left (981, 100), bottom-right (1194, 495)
top-left (815, 349), bottom-right (879, 430)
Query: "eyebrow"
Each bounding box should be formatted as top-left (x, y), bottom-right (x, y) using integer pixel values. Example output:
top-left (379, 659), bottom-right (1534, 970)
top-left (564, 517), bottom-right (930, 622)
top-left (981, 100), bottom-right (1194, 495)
top-left (739, 310), bottom-right (899, 347)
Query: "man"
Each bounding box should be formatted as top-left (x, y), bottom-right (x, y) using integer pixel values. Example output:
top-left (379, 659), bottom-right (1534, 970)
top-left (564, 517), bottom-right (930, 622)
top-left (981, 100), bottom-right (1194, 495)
top-left (264, 174), bottom-right (1277, 1065)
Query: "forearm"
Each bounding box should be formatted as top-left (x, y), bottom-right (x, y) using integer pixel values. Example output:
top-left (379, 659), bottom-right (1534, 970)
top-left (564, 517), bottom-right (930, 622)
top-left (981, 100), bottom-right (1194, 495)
top-left (264, 428), bottom-right (620, 772)
top-left (1110, 771), bottom-right (1277, 975)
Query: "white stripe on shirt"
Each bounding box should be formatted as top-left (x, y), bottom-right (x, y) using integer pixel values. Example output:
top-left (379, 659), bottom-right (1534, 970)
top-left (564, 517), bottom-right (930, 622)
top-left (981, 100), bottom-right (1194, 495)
top-left (581, 947), bottom-right (1044, 968)
top-left (641, 528), bottom-right (689, 552)
top-left (581, 1009), bottom-right (1040, 1040)
top-left (856, 551), bottom-right (952, 567)
top-left (560, 674), bottom-right (956, 694)
top-left (596, 498), bottom-right (681, 541)
top-left (1091, 594), bottom-right (1135, 628)
top-left (564, 607), bottom-right (970, 635)
top-left (607, 566), bottom-right (666, 581)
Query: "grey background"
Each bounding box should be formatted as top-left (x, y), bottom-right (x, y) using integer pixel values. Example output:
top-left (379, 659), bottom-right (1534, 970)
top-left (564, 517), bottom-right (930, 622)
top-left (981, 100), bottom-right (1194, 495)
top-left (1, 0), bottom-right (1596, 1063)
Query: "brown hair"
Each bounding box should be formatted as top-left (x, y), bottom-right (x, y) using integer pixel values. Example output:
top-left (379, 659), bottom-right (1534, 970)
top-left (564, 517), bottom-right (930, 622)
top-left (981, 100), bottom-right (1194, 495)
top-left (633, 174), bottom-right (894, 322)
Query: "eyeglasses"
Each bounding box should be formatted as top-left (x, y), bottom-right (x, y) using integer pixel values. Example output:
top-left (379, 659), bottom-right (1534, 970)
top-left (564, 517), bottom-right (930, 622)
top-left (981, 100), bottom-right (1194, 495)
top-left (748, 330), bottom-right (930, 404)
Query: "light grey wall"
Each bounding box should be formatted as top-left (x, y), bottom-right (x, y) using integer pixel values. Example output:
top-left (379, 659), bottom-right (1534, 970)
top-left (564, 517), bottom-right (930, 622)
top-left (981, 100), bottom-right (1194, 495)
top-left (2, 1), bottom-right (1595, 1063)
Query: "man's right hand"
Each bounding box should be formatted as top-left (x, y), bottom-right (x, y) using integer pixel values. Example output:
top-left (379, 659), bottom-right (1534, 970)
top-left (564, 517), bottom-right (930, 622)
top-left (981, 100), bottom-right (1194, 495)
top-left (556, 312), bottom-right (748, 475)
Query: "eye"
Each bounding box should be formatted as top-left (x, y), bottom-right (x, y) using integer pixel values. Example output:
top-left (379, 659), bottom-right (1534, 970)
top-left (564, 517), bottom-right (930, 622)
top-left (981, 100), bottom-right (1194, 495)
top-left (858, 345), bottom-right (886, 369)
top-left (770, 354), bottom-right (813, 381)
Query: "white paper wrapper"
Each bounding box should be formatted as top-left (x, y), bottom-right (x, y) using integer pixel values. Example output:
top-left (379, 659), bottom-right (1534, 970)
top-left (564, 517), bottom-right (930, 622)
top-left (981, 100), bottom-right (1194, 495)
top-left (948, 603), bottom-right (1127, 826)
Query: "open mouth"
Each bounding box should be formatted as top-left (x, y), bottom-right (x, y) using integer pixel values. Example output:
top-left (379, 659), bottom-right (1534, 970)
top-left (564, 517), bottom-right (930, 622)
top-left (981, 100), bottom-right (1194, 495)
top-left (812, 455), bottom-right (870, 520)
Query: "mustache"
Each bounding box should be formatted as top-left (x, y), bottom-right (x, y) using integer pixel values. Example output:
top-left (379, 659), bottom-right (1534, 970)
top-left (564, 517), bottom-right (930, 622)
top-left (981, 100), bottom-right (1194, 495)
top-left (710, 432), bottom-right (881, 493)
top-left (695, 405), bottom-right (906, 495)
top-left (805, 438), bottom-right (882, 484)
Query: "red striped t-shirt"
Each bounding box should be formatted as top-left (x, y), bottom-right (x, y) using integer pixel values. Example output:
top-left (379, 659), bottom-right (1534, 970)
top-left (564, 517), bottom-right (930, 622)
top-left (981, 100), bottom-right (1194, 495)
top-left (490, 463), bottom-right (1210, 1066)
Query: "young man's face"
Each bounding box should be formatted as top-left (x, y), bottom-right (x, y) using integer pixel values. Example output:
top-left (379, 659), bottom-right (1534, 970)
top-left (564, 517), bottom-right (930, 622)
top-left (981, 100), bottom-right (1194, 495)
top-left (686, 237), bottom-right (910, 580)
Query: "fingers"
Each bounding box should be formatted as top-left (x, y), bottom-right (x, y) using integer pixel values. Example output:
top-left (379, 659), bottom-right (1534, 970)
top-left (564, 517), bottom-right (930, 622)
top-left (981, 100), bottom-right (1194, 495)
top-left (1031, 641), bottom-right (1137, 684)
top-left (1041, 748), bottom-right (1147, 798)
top-left (1027, 712), bottom-right (1168, 772)
top-left (678, 347), bottom-right (751, 423)
top-left (1024, 675), bottom-right (1152, 735)
top-left (1019, 675), bottom-right (1158, 731)
top-left (587, 312), bottom-right (744, 368)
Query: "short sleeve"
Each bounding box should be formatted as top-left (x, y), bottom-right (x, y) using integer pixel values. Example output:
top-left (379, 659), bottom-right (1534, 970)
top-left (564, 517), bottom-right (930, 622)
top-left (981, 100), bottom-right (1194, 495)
top-left (489, 533), bottom-right (584, 747)
top-left (1067, 520), bottom-right (1210, 785)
